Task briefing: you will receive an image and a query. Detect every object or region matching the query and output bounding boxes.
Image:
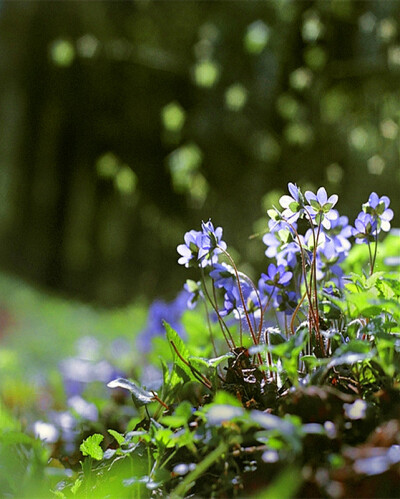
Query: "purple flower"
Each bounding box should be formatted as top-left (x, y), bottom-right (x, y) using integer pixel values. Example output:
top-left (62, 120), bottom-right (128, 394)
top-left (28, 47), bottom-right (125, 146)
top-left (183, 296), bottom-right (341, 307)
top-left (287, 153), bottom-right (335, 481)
top-left (295, 229), bottom-right (327, 267)
top-left (177, 220), bottom-right (227, 268)
top-left (262, 222), bottom-right (294, 260)
top-left (199, 220), bottom-right (227, 260)
top-left (324, 211), bottom-right (352, 255)
top-left (279, 182), bottom-right (304, 223)
top-left (305, 187), bottom-right (339, 230)
top-left (315, 243), bottom-right (346, 285)
top-left (262, 232), bottom-right (282, 259)
top-left (276, 241), bottom-right (300, 268)
top-left (276, 290), bottom-right (298, 315)
top-left (261, 263), bottom-right (293, 289)
top-left (352, 212), bottom-right (378, 244)
top-left (209, 262), bottom-right (236, 292)
top-left (221, 281), bottom-right (252, 319)
top-left (362, 192), bottom-right (394, 233)
top-left (184, 280), bottom-right (203, 309)
top-left (177, 229), bottom-right (204, 268)
top-left (136, 290), bottom-right (189, 352)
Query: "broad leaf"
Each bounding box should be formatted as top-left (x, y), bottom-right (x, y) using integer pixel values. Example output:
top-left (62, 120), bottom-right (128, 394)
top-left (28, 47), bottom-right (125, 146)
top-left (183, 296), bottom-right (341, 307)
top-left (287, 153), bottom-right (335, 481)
top-left (189, 352), bottom-right (234, 368)
top-left (108, 429), bottom-right (125, 446)
top-left (107, 377), bottom-right (154, 407)
top-left (164, 321), bottom-right (198, 383)
top-left (80, 434), bottom-right (104, 461)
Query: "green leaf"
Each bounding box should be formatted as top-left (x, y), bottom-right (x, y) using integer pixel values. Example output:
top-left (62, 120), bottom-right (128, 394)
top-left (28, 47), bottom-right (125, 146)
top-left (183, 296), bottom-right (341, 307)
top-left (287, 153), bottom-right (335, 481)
top-left (267, 208), bottom-right (279, 220)
top-left (175, 400), bottom-right (193, 420)
top-left (365, 272), bottom-right (386, 289)
top-left (161, 398), bottom-right (194, 428)
top-left (107, 377), bottom-right (154, 407)
top-left (302, 355), bottom-right (327, 370)
top-left (108, 429), bottom-right (125, 446)
top-left (161, 415), bottom-right (187, 428)
top-left (269, 329), bottom-right (287, 345)
top-left (213, 390), bottom-right (243, 407)
top-left (71, 478), bottom-right (82, 495)
top-left (335, 340), bottom-right (371, 355)
top-left (80, 434), bottom-right (104, 461)
top-left (189, 352), bottom-right (234, 368)
top-left (0, 430), bottom-right (35, 446)
top-left (257, 465), bottom-right (302, 499)
top-left (164, 321), bottom-right (198, 382)
top-left (327, 352), bottom-right (370, 369)
top-left (52, 491), bottom-right (67, 499)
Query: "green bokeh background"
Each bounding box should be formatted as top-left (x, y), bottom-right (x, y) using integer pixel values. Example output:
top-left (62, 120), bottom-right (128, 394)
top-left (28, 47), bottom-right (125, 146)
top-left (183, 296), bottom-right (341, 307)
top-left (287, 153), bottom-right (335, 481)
top-left (0, 0), bottom-right (399, 306)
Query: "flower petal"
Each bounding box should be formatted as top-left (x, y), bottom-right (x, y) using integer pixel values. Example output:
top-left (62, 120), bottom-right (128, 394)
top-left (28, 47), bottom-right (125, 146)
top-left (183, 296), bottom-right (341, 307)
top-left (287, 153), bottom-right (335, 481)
top-left (288, 183), bottom-right (299, 201)
top-left (368, 192), bottom-right (379, 208)
top-left (305, 190), bottom-right (317, 203)
top-left (279, 195), bottom-right (295, 209)
top-left (317, 187), bottom-right (328, 205)
top-left (327, 194), bottom-right (338, 208)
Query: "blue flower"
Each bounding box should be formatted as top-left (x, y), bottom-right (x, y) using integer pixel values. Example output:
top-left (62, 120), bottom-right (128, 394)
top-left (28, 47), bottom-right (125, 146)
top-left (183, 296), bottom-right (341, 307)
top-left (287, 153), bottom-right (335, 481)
top-left (262, 232), bottom-right (282, 259)
top-left (177, 229), bottom-right (204, 268)
top-left (199, 220), bottom-right (227, 260)
top-left (279, 182), bottom-right (304, 223)
top-left (352, 212), bottom-right (378, 244)
top-left (323, 211), bottom-right (352, 255)
top-left (261, 263), bottom-right (293, 289)
top-left (276, 241), bottom-right (300, 268)
top-left (314, 243), bottom-right (346, 286)
top-left (221, 281), bottom-right (252, 319)
top-left (136, 290), bottom-right (189, 352)
top-left (362, 192), bottom-right (394, 233)
top-left (177, 220), bottom-right (227, 268)
top-left (276, 290), bottom-right (298, 315)
top-left (305, 187), bottom-right (339, 230)
top-left (184, 280), bottom-right (204, 309)
top-left (209, 262), bottom-right (236, 292)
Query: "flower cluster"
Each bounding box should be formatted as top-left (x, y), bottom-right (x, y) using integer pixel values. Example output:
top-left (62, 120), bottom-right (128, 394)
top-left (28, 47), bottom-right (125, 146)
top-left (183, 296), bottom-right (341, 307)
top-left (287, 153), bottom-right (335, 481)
top-left (353, 192), bottom-right (394, 244)
top-left (177, 220), bottom-right (227, 268)
top-left (158, 183), bottom-right (396, 354)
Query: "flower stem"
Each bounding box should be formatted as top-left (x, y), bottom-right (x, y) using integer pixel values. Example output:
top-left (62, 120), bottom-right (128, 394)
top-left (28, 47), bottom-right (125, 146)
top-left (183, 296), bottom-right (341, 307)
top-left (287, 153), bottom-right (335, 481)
top-left (218, 247), bottom-right (257, 345)
top-left (201, 268), bottom-right (235, 349)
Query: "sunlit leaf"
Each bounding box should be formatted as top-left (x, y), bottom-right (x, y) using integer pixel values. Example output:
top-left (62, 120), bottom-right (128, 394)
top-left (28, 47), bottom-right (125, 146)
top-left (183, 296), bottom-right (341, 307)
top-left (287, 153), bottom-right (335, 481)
top-left (107, 377), bottom-right (154, 406)
top-left (80, 434), bottom-right (104, 461)
top-left (108, 429), bottom-right (125, 446)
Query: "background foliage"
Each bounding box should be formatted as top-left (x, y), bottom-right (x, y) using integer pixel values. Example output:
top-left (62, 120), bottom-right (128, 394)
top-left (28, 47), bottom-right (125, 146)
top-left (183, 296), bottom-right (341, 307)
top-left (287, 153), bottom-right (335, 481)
top-left (0, 0), bottom-right (399, 305)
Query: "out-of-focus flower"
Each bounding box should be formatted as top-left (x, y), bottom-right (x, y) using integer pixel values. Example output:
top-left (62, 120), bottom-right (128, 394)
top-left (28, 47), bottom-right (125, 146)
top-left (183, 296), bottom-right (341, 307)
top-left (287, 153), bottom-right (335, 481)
top-left (324, 211), bottom-right (352, 255)
top-left (60, 358), bottom-right (117, 397)
top-left (33, 421), bottom-right (59, 443)
top-left (68, 395), bottom-right (98, 422)
top-left (184, 280), bottom-right (203, 309)
top-left (276, 290), bottom-right (298, 315)
top-left (136, 289), bottom-right (190, 352)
